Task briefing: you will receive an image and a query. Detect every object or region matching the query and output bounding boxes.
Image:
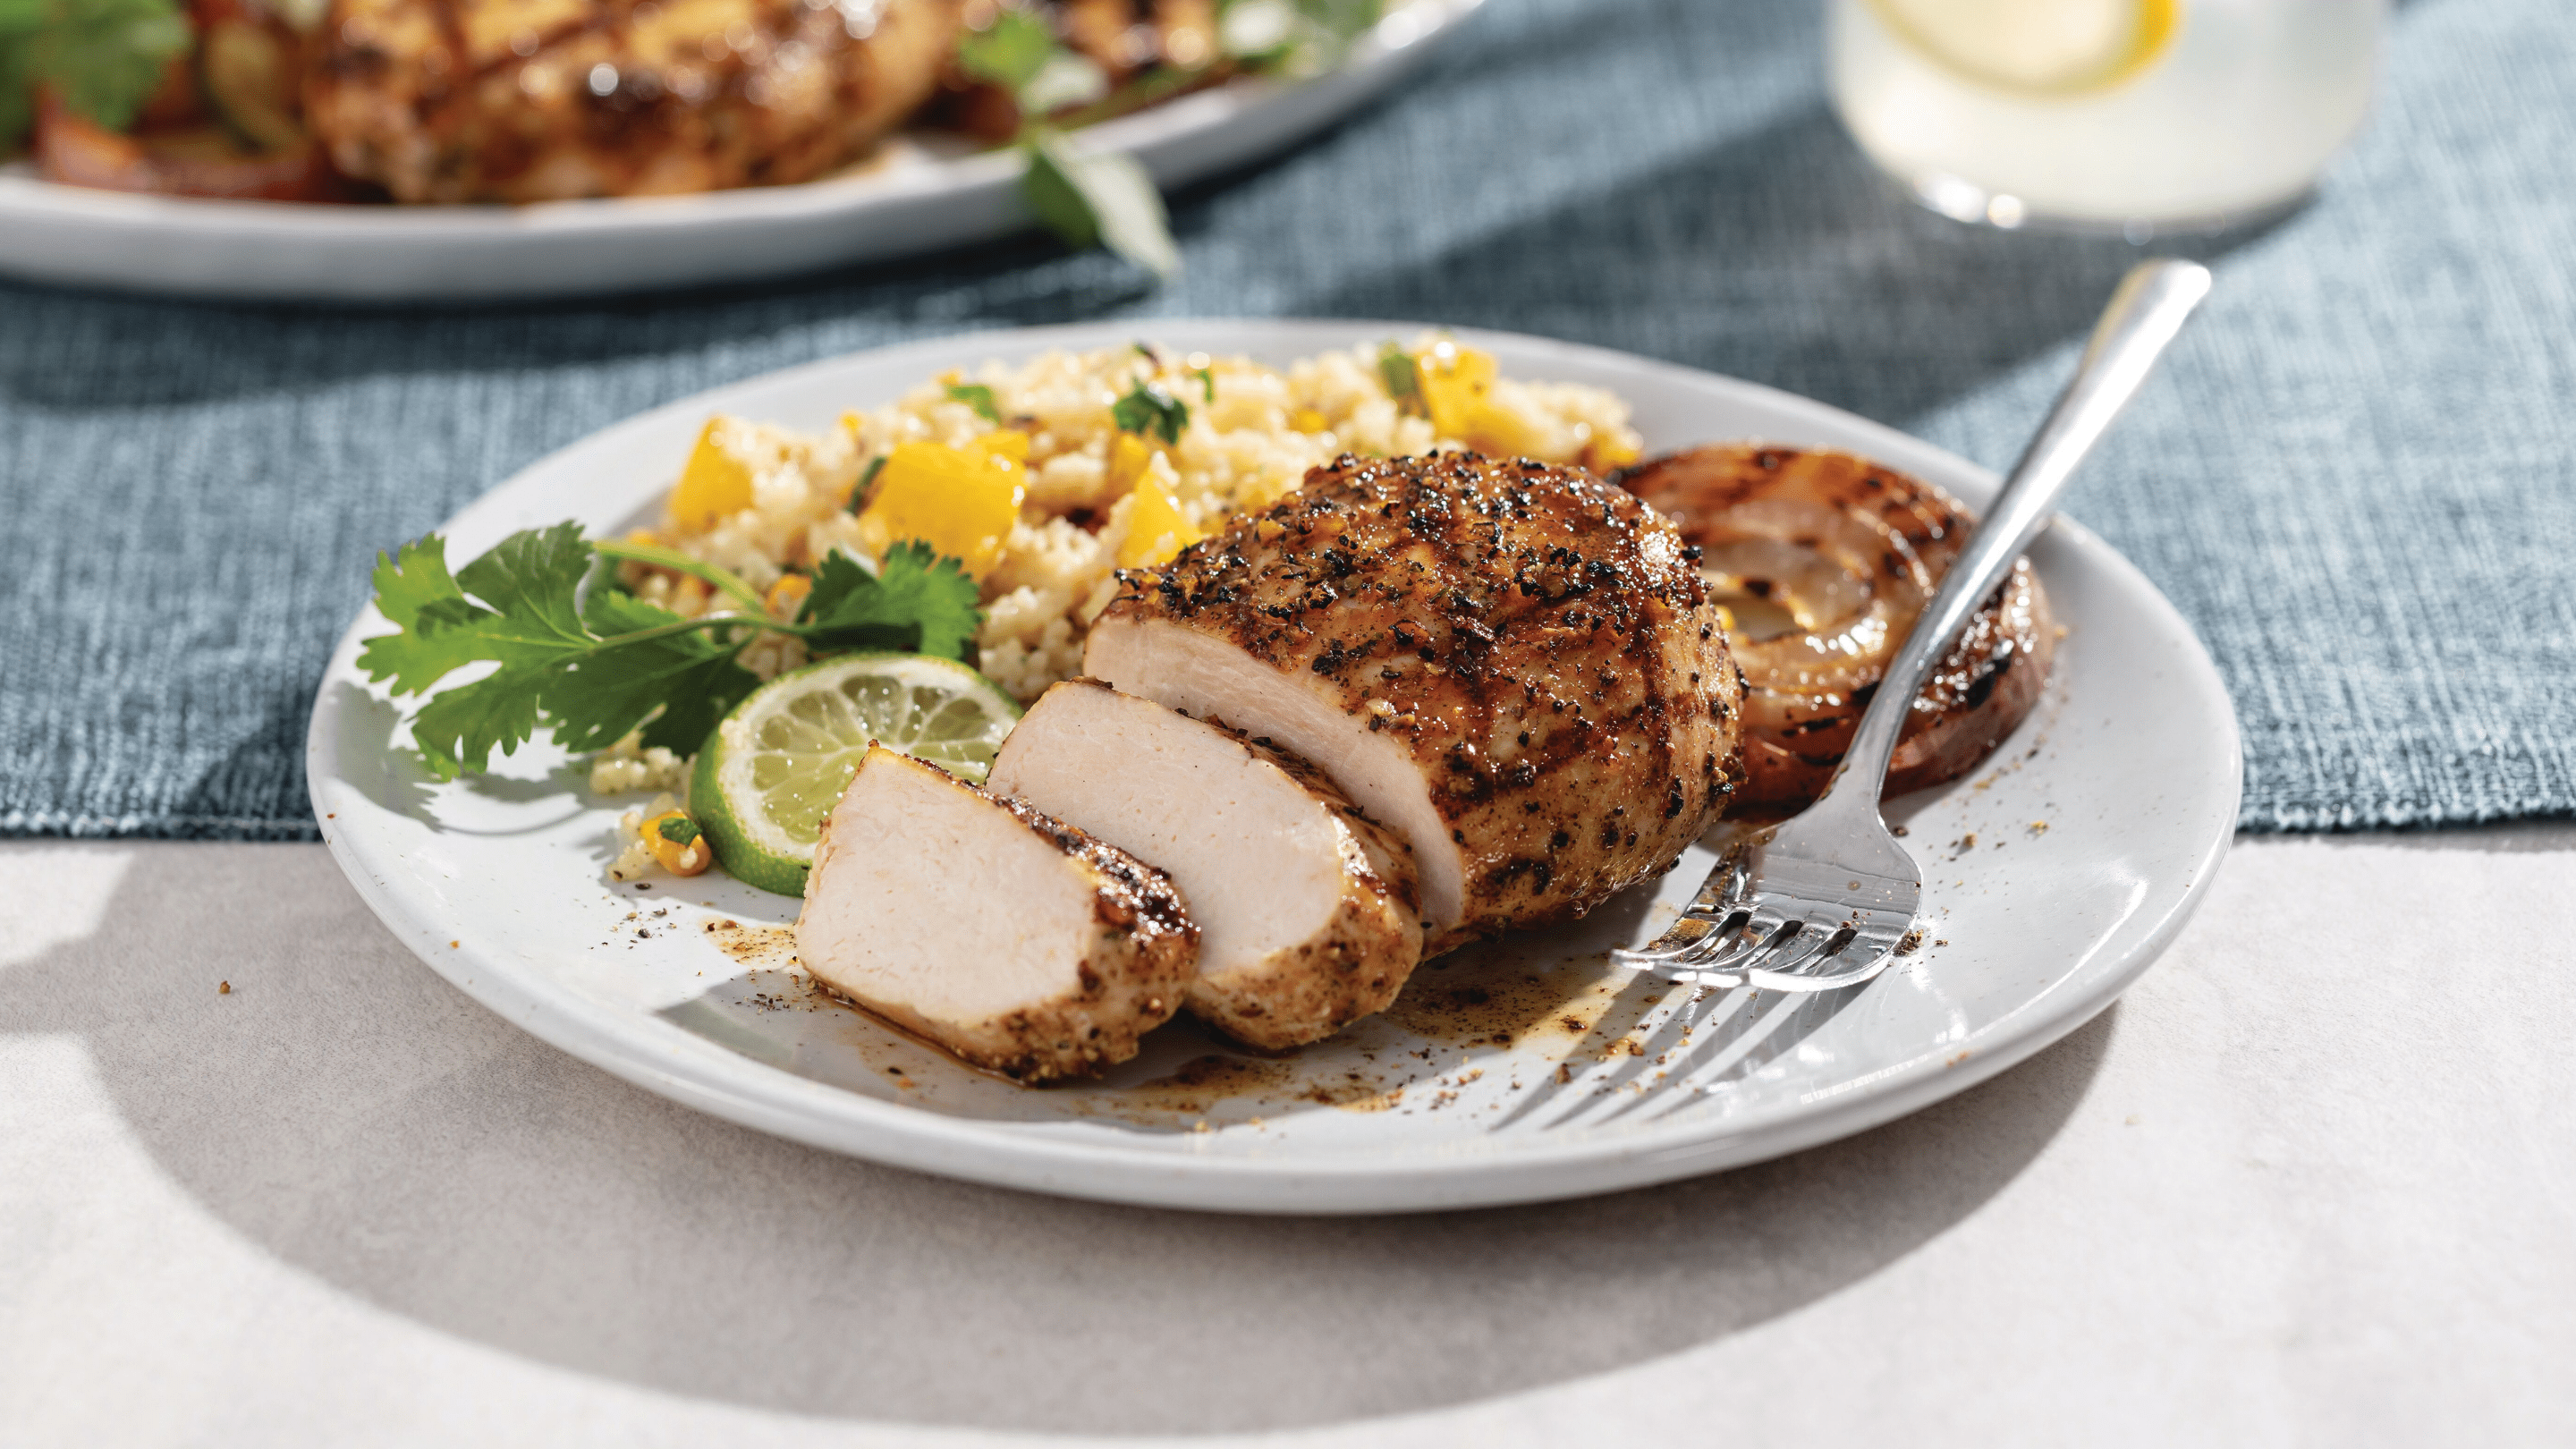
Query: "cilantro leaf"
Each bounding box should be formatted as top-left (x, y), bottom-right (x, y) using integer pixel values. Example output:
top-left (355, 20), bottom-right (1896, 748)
top-left (657, 815), bottom-right (701, 846)
top-left (357, 523), bottom-right (597, 700)
top-left (1193, 366), bottom-right (1216, 403)
top-left (1295, 0), bottom-right (1383, 46)
top-left (556, 585), bottom-right (760, 756)
top-left (1377, 341), bottom-right (1419, 403)
top-left (1022, 131), bottom-right (1100, 249)
top-left (945, 381), bottom-right (1002, 424)
top-left (443, 521), bottom-right (597, 658)
top-left (1219, 0), bottom-right (1381, 73)
top-left (955, 5), bottom-right (1054, 91)
top-left (1022, 128), bottom-right (1180, 279)
top-left (357, 535), bottom-right (478, 696)
top-left (407, 660), bottom-right (555, 781)
top-left (1, 0), bottom-right (192, 146)
top-left (1112, 380), bottom-right (1189, 444)
top-left (802, 544), bottom-right (982, 664)
top-left (358, 524), bottom-right (600, 777)
top-left (1018, 47), bottom-right (1107, 113)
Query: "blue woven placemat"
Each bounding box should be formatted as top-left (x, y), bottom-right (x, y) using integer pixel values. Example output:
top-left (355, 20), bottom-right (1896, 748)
top-left (3, 0), bottom-right (2569, 839)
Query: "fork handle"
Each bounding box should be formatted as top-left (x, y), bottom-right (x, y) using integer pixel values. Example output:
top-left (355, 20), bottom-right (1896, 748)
top-left (1818, 258), bottom-right (2214, 815)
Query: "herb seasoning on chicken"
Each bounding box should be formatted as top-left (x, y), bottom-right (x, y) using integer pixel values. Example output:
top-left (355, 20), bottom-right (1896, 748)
top-left (1085, 452), bottom-right (1746, 952)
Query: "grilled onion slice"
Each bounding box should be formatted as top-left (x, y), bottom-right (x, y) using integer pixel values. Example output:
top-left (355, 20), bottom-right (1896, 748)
top-left (1614, 444), bottom-right (2055, 810)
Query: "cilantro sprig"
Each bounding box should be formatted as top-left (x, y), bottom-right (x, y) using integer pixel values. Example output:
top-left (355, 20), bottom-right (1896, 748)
top-left (960, 1), bottom-right (1386, 280)
top-left (1, 0), bottom-right (193, 146)
top-left (360, 528), bottom-right (981, 779)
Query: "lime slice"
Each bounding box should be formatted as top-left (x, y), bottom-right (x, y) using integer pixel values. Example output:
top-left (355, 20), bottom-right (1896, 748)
top-left (692, 653), bottom-right (1023, 896)
top-left (1867, 0), bottom-right (2180, 96)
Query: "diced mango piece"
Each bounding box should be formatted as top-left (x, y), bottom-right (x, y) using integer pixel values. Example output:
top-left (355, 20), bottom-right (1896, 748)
top-left (672, 418), bottom-right (754, 530)
top-left (1291, 408), bottom-right (1329, 434)
top-left (1106, 432), bottom-right (1158, 493)
top-left (1415, 343), bottom-right (1497, 441)
top-left (854, 440), bottom-right (1027, 580)
top-left (1586, 434), bottom-right (1642, 470)
top-left (1464, 395), bottom-right (1550, 460)
top-left (969, 429), bottom-right (1030, 464)
top-left (1116, 476), bottom-right (1204, 570)
top-left (765, 573), bottom-right (812, 619)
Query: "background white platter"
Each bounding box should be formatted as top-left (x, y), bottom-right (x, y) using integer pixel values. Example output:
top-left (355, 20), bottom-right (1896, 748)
top-left (308, 318), bottom-right (2241, 1214)
top-left (0, 1), bottom-right (1480, 301)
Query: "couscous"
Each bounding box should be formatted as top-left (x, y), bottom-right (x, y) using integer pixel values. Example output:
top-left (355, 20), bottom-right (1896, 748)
top-left (610, 337), bottom-right (1644, 716)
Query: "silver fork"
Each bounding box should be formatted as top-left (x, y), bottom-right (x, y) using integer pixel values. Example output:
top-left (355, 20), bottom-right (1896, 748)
top-left (1615, 258), bottom-right (2214, 995)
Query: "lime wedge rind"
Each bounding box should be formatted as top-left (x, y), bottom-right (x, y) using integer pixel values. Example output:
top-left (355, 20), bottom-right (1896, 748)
top-left (691, 652), bottom-right (1024, 896)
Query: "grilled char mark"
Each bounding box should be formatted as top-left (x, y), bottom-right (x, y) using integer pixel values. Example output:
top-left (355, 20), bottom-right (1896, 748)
top-left (1107, 453), bottom-right (1741, 939)
top-left (1614, 442), bottom-right (2054, 808)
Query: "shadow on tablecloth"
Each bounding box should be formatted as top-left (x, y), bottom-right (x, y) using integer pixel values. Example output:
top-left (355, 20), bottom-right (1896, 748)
top-left (0, 843), bottom-right (2110, 1433)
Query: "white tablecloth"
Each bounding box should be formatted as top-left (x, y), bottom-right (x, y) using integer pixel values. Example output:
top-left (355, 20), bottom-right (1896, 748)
top-left (4, 828), bottom-right (2572, 1445)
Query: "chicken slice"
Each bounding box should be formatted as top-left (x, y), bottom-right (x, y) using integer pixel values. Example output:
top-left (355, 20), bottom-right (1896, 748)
top-left (987, 679), bottom-right (1424, 1050)
top-left (1086, 453), bottom-right (1746, 953)
top-left (796, 745), bottom-right (1196, 1082)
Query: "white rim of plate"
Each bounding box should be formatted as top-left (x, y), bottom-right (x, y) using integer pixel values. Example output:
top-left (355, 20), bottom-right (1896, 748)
top-left (308, 319), bottom-right (2242, 1214)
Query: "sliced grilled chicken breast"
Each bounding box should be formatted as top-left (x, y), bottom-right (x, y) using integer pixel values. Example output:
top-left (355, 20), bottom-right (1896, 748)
top-left (1614, 444), bottom-right (2057, 809)
top-left (1086, 453), bottom-right (1745, 953)
top-left (797, 745), bottom-right (1196, 1082)
top-left (987, 679), bottom-right (1424, 1050)
top-left (307, 0), bottom-right (960, 202)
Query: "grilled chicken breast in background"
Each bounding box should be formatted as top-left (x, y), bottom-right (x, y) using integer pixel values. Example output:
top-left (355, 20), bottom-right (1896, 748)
top-left (1614, 444), bottom-right (2057, 810)
top-left (306, 0), bottom-right (960, 202)
top-left (987, 679), bottom-right (1425, 1050)
top-left (1087, 453), bottom-right (1746, 954)
top-left (1056, 0), bottom-right (1219, 81)
top-left (797, 746), bottom-right (1197, 1082)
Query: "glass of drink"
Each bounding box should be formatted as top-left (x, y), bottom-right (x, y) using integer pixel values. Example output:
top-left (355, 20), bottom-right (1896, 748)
top-left (1829, 0), bottom-right (2385, 234)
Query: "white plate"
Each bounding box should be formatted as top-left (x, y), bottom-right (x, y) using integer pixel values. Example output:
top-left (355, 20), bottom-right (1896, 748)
top-left (308, 319), bottom-right (2241, 1214)
top-left (0, 2), bottom-right (1479, 301)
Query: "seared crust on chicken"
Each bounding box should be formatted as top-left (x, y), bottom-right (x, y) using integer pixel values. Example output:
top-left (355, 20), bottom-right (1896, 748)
top-left (797, 745), bottom-right (1196, 1082)
top-left (306, 0), bottom-right (960, 202)
top-left (1614, 444), bottom-right (2056, 809)
top-left (1087, 453), bottom-right (1745, 953)
top-left (987, 679), bottom-right (1424, 1050)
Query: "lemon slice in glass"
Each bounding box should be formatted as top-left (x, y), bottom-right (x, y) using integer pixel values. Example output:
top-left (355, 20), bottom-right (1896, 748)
top-left (1867, 0), bottom-right (2180, 96)
top-left (692, 652), bottom-right (1023, 896)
